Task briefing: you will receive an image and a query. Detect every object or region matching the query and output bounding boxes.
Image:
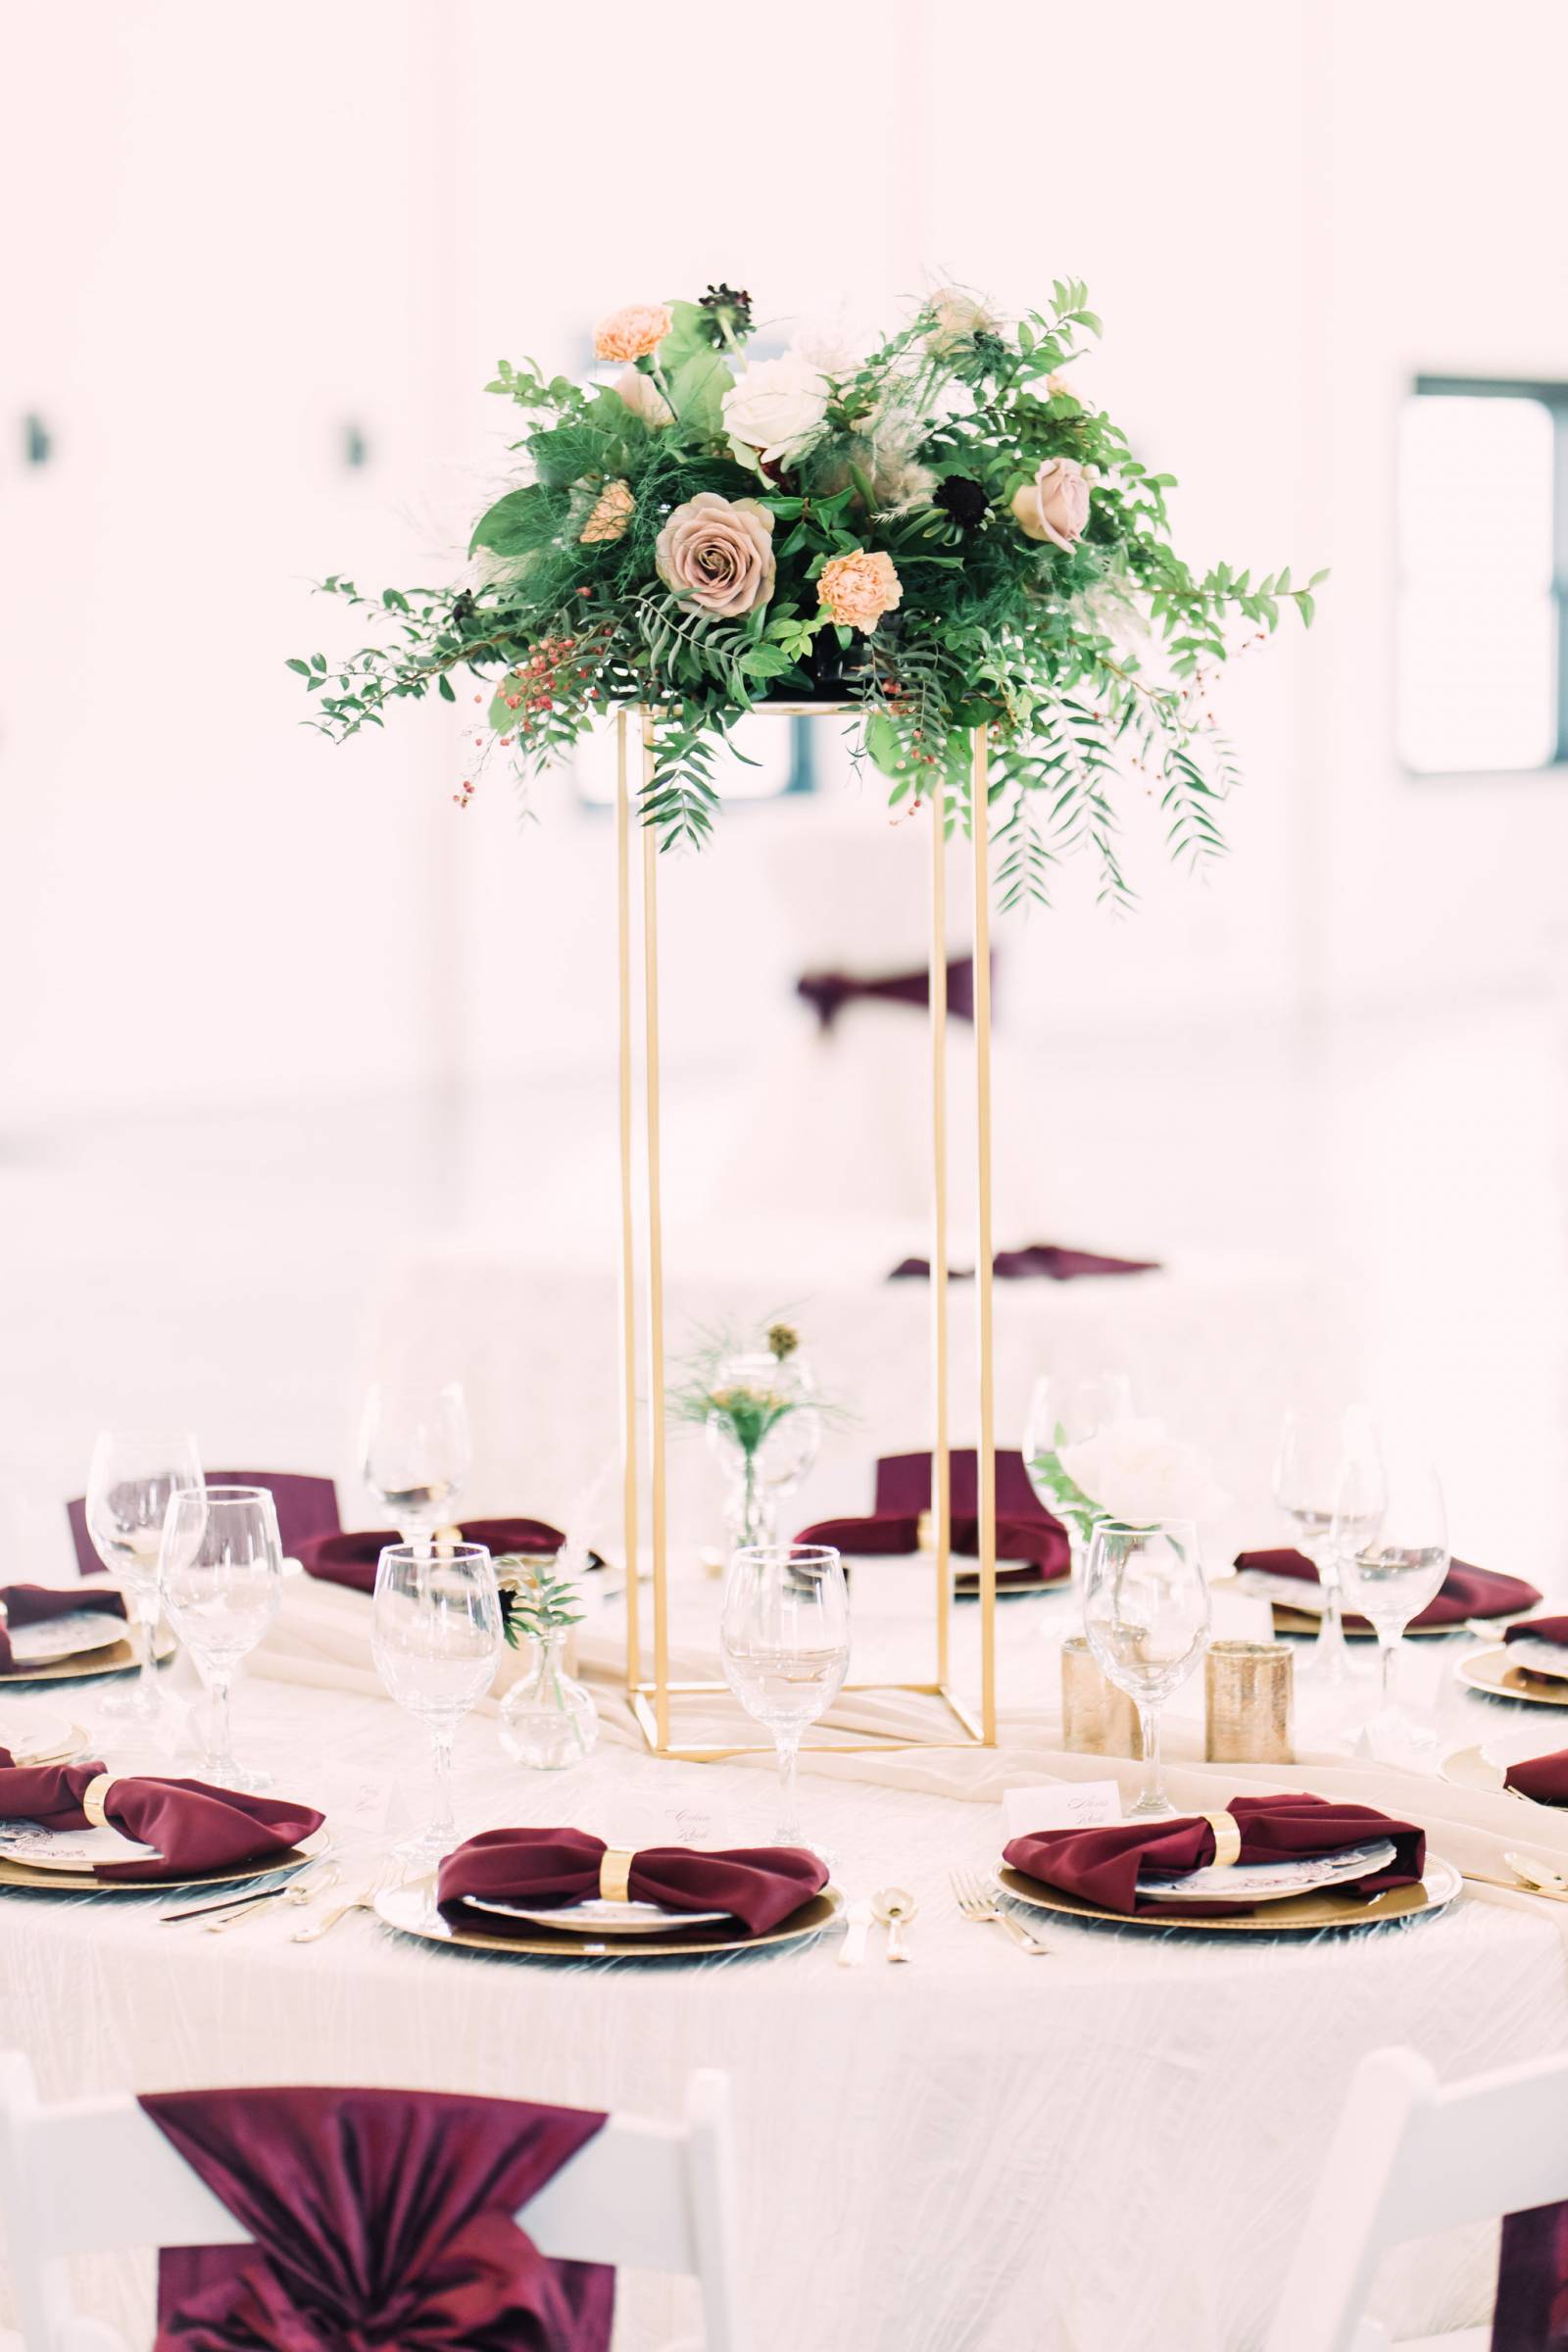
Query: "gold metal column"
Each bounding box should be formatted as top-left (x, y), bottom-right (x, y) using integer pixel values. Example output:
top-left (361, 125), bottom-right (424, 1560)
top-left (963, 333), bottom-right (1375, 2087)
top-left (615, 711), bottom-right (640, 1695)
top-left (640, 710), bottom-right (670, 1753)
top-left (971, 722), bottom-right (999, 1740)
top-left (929, 777), bottom-right (952, 1689)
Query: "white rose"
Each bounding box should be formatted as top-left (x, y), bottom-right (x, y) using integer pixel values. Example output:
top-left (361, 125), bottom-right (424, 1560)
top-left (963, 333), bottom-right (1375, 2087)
top-left (721, 354), bottom-right (830, 466)
top-left (1057, 1417), bottom-right (1228, 1527)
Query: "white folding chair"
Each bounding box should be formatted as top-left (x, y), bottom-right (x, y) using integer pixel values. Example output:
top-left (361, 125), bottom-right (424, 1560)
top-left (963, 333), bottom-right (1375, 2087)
top-left (1266, 2043), bottom-right (1568, 2352)
top-left (0, 2054), bottom-right (742, 2352)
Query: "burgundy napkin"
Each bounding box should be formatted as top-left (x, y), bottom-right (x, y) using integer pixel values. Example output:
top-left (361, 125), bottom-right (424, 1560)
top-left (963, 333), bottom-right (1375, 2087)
top-left (891, 1243), bottom-right (1160, 1281)
top-left (1235, 1546), bottom-right (1541, 1631)
top-left (0, 1749), bottom-right (323, 1881)
top-left (298, 1515), bottom-right (566, 1597)
top-left (0, 1581), bottom-right (125, 1673)
top-left (1493, 2202), bottom-right (1568, 2351)
top-left (797, 952), bottom-right (981, 1034)
top-left (1502, 1750), bottom-right (1568, 1805)
top-left (1504, 1617), bottom-right (1568, 1648)
top-left (797, 1447), bottom-right (1070, 1589)
top-left (438, 1827), bottom-right (827, 1939)
top-left (142, 2084), bottom-right (612, 2352)
top-left (1003, 1793), bottom-right (1426, 1917)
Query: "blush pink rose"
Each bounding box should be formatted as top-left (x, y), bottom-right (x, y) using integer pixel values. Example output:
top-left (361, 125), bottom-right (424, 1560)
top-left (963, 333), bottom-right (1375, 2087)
top-left (655, 492), bottom-right (776, 618)
top-left (1010, 456), bottom-right (1092, 551)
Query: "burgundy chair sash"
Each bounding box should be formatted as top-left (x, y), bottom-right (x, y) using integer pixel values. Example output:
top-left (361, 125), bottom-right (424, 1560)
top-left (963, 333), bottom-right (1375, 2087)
top-left (141, 2083), bottom-right (613, 2352)
top-left (1494, 2205), bottom-right (1568, 2350)
top-left (889, 1243), bottom-right (1160, 1282)
top-left (67, 1473), bottom-right (341, 1578)
top-left (796, 952), bottom-right (983, 1034)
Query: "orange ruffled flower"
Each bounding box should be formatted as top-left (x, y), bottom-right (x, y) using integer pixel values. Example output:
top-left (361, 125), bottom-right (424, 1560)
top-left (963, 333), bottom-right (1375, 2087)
top-left (593, 304), bottom-right (672, 364)
top-left (579, 479), bottom-right (635, 545)
top-left (817, 549), bottom-right (903, 634)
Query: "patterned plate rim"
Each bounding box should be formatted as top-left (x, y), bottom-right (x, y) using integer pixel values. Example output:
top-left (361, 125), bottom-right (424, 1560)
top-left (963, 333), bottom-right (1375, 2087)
top-left (0, 1625), bottom-right (176, 1687)
top-left (1456, 1648), bottom-right (1568, 1708)
top-left (0, 1823), bottom-right (329, 1894)
top-left (995, 1855), bottom-right (1460, 1933)
top-left (374, 1878), bottom-right (843, 1958)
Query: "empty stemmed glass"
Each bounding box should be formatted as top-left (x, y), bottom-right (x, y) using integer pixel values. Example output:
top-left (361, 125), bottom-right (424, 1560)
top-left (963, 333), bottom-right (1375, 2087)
top-left (1024, 1371), bottom-right (1134, 1573)
top-left (161, 1487), bottom-right (283, 1790)
top-left (719, 1544), bottom-right (850, 1853)
top-left (360, 1379), bottom-right (471, 1550)
top-left (84, 1430), bottom-right (204, 1721)
top-left (1083, 1518), bottom-right (1210, 1818)
top-left (1335, 1452), bottom-right (1449, 1761)
top-left (1271, 1406), bottom-right (1384, 1684)
top-left (372, 1542), bottom-right (501, 1866)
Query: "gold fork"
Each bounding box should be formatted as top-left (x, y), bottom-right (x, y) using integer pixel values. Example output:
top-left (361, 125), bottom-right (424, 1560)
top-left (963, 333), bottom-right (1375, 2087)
top-left (951, 1868), bottom-right (1050, 1955)
top-left (291, 1857), bottom-right (402, 1943)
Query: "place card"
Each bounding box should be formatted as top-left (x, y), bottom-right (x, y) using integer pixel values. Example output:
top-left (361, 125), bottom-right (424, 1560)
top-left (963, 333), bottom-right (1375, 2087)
top-left (1003, 1781), bottom-right (1121, 1839)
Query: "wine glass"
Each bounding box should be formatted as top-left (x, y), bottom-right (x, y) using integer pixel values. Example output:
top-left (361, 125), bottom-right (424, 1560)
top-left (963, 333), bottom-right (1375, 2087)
top-left (372, 1542), bottom-right (500, 1866)
top-left (1023, 1372), bottom-right (1134, 1573)
top-left (1271, 1406), bottom-right (1384, 1684)
top-left (1335, 1452), bottom-right (1449, 1759)
top-left (719, 1544), bottom-right (849, 1851)
top-left (360, 1379), bottom-right (471, 1547)
top-left (84, 1430), bottom-right (204, 1721)
top-left (1083, 1518), bottom-right (1209, 1818)
top-left (160, 1487), bottom-right (282, 1790)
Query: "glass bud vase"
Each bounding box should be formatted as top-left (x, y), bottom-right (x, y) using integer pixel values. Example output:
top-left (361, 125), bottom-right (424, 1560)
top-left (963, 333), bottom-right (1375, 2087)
top-left (707, 1350), bottom-right (822, 1561)
top-left (498, 1631), bottom-right (598, 1771)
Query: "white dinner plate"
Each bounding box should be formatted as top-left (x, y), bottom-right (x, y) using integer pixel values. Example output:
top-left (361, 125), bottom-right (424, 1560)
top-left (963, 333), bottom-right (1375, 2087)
top-left (0, 1709), bottom-right (79, 1764)
top-left (1141, 1839), bottom-right (1398, 1906)
top-left (467, 1894), bottom-right (731, 1936)
top-left (6, 1611), bottom-right (129, 1666)
top-left (1495, 1637), bottom-right (1568, 1685)
top-left (0, 1819), bottom-right (161, 1870)
top-left (1456, 1647), bottom-right (1568, 1707)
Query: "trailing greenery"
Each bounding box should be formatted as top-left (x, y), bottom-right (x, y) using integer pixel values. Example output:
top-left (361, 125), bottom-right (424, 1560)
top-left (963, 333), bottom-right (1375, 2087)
top-left (290, 280), bottom-right (1321, 905)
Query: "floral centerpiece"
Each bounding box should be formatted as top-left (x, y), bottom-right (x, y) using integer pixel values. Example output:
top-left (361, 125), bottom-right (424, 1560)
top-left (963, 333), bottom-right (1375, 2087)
top-left (1030, 1416), bottom-right (1227, 1547)
top-left (290, 280), bottom-right (1319, 906)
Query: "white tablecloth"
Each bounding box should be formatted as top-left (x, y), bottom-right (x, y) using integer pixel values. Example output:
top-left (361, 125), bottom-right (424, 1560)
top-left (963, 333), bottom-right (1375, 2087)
top-left (2, 1574), bottom-right (1566, 2352)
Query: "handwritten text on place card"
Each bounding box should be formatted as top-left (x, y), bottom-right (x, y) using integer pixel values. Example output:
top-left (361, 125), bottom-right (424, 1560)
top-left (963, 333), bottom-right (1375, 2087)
top-left (1003, 1782), bottom-right (1122, 1838)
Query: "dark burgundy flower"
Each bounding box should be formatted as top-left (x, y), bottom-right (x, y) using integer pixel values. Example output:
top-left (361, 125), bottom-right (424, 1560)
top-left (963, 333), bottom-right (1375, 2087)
top-left (934, 475), bottom-right (989, 530)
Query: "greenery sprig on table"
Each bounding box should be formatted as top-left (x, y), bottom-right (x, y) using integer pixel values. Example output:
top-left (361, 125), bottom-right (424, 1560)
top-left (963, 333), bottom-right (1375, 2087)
top-left (290, 279), bottom-right (1321, 907)
top-left (494, 1554), bottom-right (585, 1650)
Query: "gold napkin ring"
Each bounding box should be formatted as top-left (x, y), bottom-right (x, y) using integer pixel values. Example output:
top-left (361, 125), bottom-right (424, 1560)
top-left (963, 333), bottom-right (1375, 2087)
top-left (80, 1774), bottom-right (117, 1830)
top-left (1204, 1811), bottom-right (1242, 1868)
top-left (599, 1846), bottom-right (635, 1904)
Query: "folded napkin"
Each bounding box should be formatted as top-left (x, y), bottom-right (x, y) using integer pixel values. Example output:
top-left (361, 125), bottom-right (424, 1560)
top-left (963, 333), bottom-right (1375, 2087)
top-left (797, 952), bottom-right (980, 1034)
top-left (437, 1827), bottom-right (828, 1939)
top-left (1003, 1792), bottom-right (1426, 1917)
top-left (297, 1515), bottom-right (566, 1597)
top-left (890, 1243), bottom-right (1160, 1282)
top-left (1504, 1616), bottom-right (1568, 1648)
top-left (0, 1581), bottom-right (126, 1673)
top-left (1503, 1750), bottom-right (1568, 1805)
top-left (797, 1446), bottom-right (1070, 1588)
top-left (0, 1749), bottom-right (324, 1881)
top-left (1234, 1546), bottom-right (1540, 1631)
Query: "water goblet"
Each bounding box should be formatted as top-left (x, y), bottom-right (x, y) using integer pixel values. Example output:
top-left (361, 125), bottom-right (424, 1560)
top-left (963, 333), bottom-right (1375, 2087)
top-left (360, 1378), bottom-right (471, 1548)
top-left (719, 1544), bottom-right (849, 1853)
top-left (1083, 1517), bottom-right (1209, 1818)
top-left (84, 1430), bottom-right (204, 1722)
top-left (1271, 1405), bottom-right (1384, 1685)
top-left (1335, 1452), bottom-right (1448, 1761)
top-left (372, 1541), bottom-right (501, 1867)
top-left (160, 1486), bottom-right (282, 1790)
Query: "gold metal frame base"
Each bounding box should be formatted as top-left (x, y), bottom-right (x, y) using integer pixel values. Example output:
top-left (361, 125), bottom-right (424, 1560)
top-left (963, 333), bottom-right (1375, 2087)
top-left (628, 1679), bottom-right (986, 1763)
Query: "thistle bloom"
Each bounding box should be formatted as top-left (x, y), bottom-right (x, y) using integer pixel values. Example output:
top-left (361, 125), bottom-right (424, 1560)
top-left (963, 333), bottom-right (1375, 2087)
top-left (817, 549), bottom-right (903, 633)
top-left (1010, 456), bottom-right (1092, 551)
top-left (656, 492), bottom-right (776, 617)
top-left (593, 303), bottom-right (672, 363)
top-left (579, 479), bottom-right (635, 545)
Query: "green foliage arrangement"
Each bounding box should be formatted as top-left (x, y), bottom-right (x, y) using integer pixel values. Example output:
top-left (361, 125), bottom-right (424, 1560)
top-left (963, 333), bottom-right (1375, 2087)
top-left (291, 280), bottom-right (1321, 906)
top-left (494, 1554), bottom-right (585, 1650)
top-left (670, 1320), bottom-right (814, 1463)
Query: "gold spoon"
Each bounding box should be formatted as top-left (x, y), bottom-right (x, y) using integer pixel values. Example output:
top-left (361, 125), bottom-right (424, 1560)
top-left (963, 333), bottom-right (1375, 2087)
top-left (1504, 1852), bottom-right (1568, 1901)
top-left (872, 1886), bottom-right (917, 1963)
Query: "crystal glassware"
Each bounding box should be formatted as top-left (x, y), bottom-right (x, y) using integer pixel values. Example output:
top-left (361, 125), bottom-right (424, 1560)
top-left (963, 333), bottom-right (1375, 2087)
top-left (1083, 1517), bottom-right (1210, 1817)
top-left (1271, 1405), bottom-right (1384, 1685)
top-left (372, 1541), bottom-right (500, 1865)
top-left (84, 1430), bottom-right (204, 1722)
top-left (1335, 1451), bottom-right (1449, 1759)
top-left (1023, 1371), bottom-right (1134, 1573)
top-left (498, 1627), bottom-right (599, 1771)
top-left (719, 1544), bottom-right (849, 1850)
top-left (360, 1379), bottom-right (471, 1548)
top-left (706, 1350), bottom-right (821, 1552)
top-left (160, 1486), bottom-right (282, 1790)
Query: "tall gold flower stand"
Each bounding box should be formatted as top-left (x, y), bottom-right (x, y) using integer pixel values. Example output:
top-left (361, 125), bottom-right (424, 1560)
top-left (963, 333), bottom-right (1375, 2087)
top-left (616, 707), bottom-right (999, 1759)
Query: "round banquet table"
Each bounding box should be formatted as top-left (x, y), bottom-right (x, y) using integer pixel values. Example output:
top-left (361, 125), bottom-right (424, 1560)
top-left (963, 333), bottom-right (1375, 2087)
top-left (2, 1581), bottom-right (1567, 2352)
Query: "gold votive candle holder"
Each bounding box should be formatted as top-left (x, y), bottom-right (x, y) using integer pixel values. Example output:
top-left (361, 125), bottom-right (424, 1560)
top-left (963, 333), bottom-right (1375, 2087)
top-left (1204, 1640), bottom-right (1294, 1764)
top-left (1060, 1636), bottom-right (1143, 1758)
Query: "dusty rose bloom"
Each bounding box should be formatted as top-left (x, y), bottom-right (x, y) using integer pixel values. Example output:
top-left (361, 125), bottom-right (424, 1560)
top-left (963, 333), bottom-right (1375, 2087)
top-left (655, 492), bottom-right (776, 617)
top-left (593, 303), bottom-right (672, 364)
top-left (817, 549), bottom-right (903, 633)
top-left (579, 479), bottom-right (635, 545)
top-left (1010, 456), bottom-right (1092, 551)
top-left (615, 366), bottom-right (672, 428)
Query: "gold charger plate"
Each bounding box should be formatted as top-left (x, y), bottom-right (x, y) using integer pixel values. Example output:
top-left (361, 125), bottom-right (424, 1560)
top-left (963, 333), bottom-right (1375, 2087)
top-left (0, 1823), bottom-right (329, 1895)
top-left (0, 1625), bottom-right (176, 1687)
top-left (374, 1878), bottom-right (843, 1959)
top-left (997, 1855), bottom-right (1460, 1933)
top-left (1456, 1647), bottom-right (1568, 1707)
top-left (1440, 1742), bottom-right (1568, 1811)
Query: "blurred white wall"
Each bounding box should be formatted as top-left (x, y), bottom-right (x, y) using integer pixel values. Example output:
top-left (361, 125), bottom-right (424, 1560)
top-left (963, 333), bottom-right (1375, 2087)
top-left (3, 0), bottom-right (1566, 1119)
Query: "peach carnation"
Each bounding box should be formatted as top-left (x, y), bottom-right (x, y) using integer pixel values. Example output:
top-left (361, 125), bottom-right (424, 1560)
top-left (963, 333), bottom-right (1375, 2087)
top-left (655, 492), bottom-right (776, 618)
top-left (579, 479), bottom-right (635, 545)
top-left (817, 549), bottom-right (903, 633)
top-left (593, 303), bottom-right (672, 364)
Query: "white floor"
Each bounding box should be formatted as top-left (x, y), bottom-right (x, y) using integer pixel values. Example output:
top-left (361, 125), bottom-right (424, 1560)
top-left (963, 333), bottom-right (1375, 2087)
top-left (2, 994), bottom-right (1563, 1591)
